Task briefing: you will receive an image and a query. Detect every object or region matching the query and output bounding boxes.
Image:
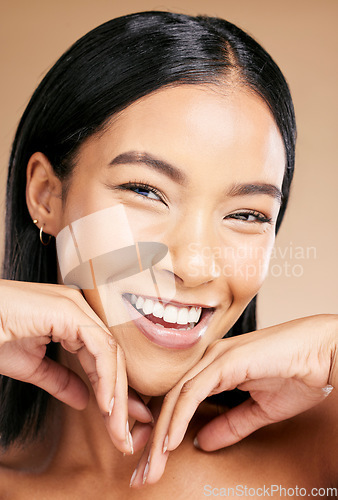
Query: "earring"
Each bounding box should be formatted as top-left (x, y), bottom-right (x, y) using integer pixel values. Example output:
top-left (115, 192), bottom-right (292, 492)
top-left (33, 219), bottom-right (52, 246)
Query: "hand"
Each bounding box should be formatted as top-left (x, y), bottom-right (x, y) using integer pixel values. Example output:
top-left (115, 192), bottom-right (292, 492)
top-left (128, 313), bottom-right (337, 487)
top-left (0, 279), bottom-right (153, 454)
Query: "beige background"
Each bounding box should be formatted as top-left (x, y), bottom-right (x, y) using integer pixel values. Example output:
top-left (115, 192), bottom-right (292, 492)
top-left (0, 0), bottom-right (337, 328)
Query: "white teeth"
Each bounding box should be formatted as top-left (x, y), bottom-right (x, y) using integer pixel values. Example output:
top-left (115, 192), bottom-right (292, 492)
top-left (153, 301), bottom-right (165, 318)
top-left (177, 307), bottom-right (189, 325)
top-left (163, 305), bottom-right (178, 324)
top-left (195, 307), bottom-right (202, 323)
top-left (135, 295), bottom-right (144, 310)
top-left (129, 293), bottom-right (203, 326)
top-left (188, 307), bottom-right (197, 323)
top-left (143, 299), bottom-right (154, 315)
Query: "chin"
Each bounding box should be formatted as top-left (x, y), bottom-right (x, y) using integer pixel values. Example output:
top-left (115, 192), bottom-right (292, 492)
top-left (128, 371), bottom-right (181, 397)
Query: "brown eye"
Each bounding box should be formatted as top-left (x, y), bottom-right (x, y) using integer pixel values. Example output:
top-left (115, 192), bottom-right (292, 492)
top-left (225, 211), bottom-right (272, 224)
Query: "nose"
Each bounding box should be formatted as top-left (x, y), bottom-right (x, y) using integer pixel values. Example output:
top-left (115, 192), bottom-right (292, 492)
top-left (161, 211), bottom-right (221, 288)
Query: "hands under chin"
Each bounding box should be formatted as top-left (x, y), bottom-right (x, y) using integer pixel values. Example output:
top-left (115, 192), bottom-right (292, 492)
top-left (125, 313), bottom-right (337, 488)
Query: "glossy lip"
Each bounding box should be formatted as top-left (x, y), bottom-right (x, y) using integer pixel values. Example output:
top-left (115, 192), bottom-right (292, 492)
top-left (122, 294), bottom-right (215, 349)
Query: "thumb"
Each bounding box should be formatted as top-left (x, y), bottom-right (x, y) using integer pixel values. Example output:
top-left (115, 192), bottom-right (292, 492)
top-left (25, 357), bottom-right (90, 410)
top-left (194, 398), bottom-right (272, 451)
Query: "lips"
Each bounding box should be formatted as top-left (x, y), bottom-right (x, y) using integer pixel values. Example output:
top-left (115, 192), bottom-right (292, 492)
top-left (122, 293), bottom-right (215, 349)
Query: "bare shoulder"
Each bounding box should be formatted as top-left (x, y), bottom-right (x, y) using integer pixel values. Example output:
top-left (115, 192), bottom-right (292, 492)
top-left (186, 395), bottom-right (338, 495)
top-left (308, 388), bottom-right (338, 486)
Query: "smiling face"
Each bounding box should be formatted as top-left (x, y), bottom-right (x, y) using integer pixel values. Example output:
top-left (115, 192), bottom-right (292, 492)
top-left (55, 84), bottom-right (285, 396)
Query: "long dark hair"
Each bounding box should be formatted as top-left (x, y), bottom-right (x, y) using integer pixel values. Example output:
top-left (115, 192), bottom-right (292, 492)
top-left (1, 11), bottom-right (296, 449)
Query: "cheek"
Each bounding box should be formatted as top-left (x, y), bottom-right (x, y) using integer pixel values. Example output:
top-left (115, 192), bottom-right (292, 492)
top-left (217, 234), bottom-right (274, 299)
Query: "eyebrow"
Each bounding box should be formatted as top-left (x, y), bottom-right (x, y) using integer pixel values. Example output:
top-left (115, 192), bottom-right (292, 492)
top-left (109, 151), bottom-right (283, 205)
top-left (227, 182), bottom-right (283, 205)
top-left (109, 151), bottom-right (186, 184)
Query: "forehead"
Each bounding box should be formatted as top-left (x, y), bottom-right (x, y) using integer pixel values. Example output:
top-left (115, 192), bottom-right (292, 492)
top-left (84, 84), bottom-right (286, 187)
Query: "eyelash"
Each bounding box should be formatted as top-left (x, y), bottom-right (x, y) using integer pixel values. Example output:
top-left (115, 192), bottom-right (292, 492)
top-left (117, 181), bottom-right (166, 204)
top-left (116, 181), bottom-right (273, 224)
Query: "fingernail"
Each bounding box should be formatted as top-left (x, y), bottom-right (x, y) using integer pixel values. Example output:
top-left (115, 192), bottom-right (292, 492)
top-left (322, 384), bottom-right (334, 396)
top-left (125, 420), bottom-right (129, 445)
top-left (129, 467), bottom-right (137, 487)
top-left (129, 432), bottom-right (134, 454)
top-left (108, 397), bottom-right (114, 416)
top-left (162, 434), bottom-right (168, 454)
top-left (193, 436), bottom-right (201, 450)
top-left (142, 456), bottom-right (150, 485)
top-left (125, 421), bottom-right (134, 454)
top-left (146, 407), bottom-right (155, 424)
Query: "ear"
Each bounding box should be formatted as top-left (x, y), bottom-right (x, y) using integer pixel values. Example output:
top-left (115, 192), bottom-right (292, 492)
top-left (26, 152), bottom-right (63, 237)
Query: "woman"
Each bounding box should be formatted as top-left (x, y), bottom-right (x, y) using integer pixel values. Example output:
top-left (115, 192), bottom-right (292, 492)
top-left (0, 11), bottom-right (337, 497)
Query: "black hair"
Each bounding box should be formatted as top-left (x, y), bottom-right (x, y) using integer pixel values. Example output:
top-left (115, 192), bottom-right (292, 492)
top-left (1, 11), bottom-right (296, 449)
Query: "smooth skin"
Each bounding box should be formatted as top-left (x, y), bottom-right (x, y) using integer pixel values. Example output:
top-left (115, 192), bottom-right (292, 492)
top-left (0, 84), bottom-right (337, 497)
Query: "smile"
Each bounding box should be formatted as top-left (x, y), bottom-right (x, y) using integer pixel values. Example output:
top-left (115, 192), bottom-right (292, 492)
top-left (122, 293), bottom-right (215, 349)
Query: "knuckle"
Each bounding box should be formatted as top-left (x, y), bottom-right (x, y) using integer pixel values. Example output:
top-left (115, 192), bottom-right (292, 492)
top-left (58, 295), bottom-right (78, 315)
top-left (0, 311), bottom-right (8, 343)
top-left (180, 378), bottom-right (195, 395)
top-left (61, 338), bottom-right (84, 353)
top-left (205, 338), bottom-right (224, 356)
top-left (107, 336), bottom-right (117, 353)
top-left (86, 370), bottom-right (99, 387)
top-left (222, 412), bottom-right (242, 441)
top-left (54, 370), bottom-right (72, 398)
top-left (163, 390), bottom-right (174, 406)
top-left (60, 285), bottom-right (82, 301)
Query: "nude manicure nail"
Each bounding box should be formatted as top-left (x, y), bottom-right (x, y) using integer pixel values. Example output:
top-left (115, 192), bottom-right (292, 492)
top-left (125, 420), bottom-right (129, 445)
top-left (193, 436), bottom-right (201, 449)
top-left (129, 467), bottom-right (137, 487)
top-left (162, 434), bottom-right (169, 454)
top-left (142, 460), bottom-right (149, 485)
top-left (146, 407), bottom-right (155, 424)
top-left (125, 421), bottom-right (134, 454)
top-left (129, 432), bottom-right (134, 454)
top-left (108, 397), bottom-right (114, 416)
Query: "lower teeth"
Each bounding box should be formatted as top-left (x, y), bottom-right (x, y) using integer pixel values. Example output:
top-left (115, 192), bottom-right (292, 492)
top-left (154, 322), bottom-right (195, 330)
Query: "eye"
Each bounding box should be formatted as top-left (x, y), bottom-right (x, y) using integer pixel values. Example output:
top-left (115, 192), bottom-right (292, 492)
top-left (127, 183), bottom-right (161, 200)
top-left (225, 210), bottom-right (273, 224)
top-left (114, 181), bottom-right (168, 205)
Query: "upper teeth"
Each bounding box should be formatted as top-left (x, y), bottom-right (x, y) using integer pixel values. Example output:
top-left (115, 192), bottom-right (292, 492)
top-left (130, 294), bottom-right (202, 325)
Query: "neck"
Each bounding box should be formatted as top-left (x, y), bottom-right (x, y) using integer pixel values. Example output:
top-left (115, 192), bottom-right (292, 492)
top-left (51, 346), bottom-right (161, 477)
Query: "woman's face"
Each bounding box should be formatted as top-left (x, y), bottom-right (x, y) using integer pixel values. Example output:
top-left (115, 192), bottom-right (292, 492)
top-left (56, 85), bottom-right (285, 396)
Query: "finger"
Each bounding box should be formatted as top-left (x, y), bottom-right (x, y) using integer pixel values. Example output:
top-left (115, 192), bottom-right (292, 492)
top-left (50, 294), bottom-right (119, 416)
top-left (129, 426), bottom-right (169, 488)
top-left (75, 323), bottom-right (117, 415)
top-left (133, 343), bottom-right (241, 486)
top-left (25, 356), bottom-right (89, 409)
top-left (142, 355), bottom-right (227, 485)
top-left (128, 390), bottom-right (154, 424)
top-left (195, 397), bottom-right (275, 451)
top-left (129, 395), bottom-right (171, 487)
top-left (106, 344), bottom-right (132, 453)
top-left (166, 368), bottom-right (222, 452)
top-left (130, 422), bottom-right (153, 453)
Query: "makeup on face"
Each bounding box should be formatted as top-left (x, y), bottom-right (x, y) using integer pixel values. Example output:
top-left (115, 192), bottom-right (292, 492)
top-left (56, 85), bottom-right (285, 394)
